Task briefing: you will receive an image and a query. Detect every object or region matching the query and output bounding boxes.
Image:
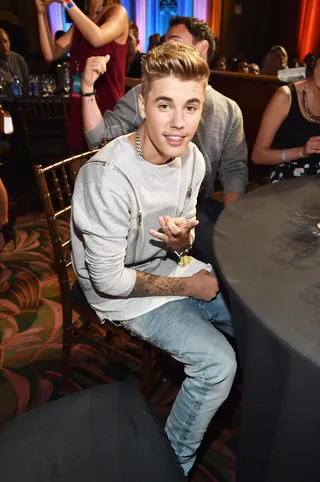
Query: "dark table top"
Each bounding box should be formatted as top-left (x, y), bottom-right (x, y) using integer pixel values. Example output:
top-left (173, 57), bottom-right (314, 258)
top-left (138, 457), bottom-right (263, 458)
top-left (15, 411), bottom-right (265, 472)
top-left (214, 176), bottom-right (320, 365)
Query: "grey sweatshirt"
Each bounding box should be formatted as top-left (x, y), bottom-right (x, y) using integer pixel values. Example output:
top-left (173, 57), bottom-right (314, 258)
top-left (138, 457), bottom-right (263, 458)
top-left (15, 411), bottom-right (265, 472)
top-left (85, 85), bottom-right (248, 198)
top-left (0, 52), bottom-right (29, 86)
top-left (71, 135), bottom-right (208, 322)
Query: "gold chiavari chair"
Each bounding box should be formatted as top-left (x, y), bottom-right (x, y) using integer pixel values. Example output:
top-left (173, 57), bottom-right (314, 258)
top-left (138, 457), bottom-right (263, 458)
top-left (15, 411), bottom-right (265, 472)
top-left (33, 151), bottom-right (158, 397)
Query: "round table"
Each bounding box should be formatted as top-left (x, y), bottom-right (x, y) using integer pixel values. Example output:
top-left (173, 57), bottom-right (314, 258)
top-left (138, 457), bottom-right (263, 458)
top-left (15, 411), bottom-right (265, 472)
top-left (214, 176), bottom-right (320, 482)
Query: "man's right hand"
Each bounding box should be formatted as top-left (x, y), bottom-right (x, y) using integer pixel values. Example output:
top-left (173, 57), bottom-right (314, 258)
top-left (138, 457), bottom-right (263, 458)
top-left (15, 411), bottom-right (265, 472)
top-left (81, 55), bottom-right (110, 93)
top-left (186, 269), bottom-right (220, 301)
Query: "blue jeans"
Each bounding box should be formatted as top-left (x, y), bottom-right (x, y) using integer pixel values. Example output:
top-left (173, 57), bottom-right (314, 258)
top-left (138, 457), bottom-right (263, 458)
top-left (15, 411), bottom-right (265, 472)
top-left (122, 294), bottom-right (237, 475)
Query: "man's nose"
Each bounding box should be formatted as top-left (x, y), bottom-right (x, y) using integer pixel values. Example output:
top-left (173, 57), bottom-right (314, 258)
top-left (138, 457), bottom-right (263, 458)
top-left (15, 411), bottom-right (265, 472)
top-left (170, 110), bottom-right (185, 129)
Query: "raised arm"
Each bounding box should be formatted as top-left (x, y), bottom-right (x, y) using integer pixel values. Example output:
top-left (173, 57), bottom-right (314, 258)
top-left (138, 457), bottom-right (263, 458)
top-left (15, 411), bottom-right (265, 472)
top-left (83, 83), bottom-right (143, 149)
top-left (59, 2), bottom-right (128, 48)
top-left (218, 103), bottom-right (248, 207)
top-left (251, 85), bottom-right (317, 164)
top-left (81, 55), bottom-right (109, 136)
top-left (34, 0), bottom-right (73, 61)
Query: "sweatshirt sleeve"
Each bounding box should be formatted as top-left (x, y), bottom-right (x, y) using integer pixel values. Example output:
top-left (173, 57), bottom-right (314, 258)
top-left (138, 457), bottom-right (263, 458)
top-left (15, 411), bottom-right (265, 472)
top-left (72, 179), bottom-right (136, 297)
top-left (218, 102), bottom-right (248, 195)
top-left (84, 85), bottom-right (144, 150)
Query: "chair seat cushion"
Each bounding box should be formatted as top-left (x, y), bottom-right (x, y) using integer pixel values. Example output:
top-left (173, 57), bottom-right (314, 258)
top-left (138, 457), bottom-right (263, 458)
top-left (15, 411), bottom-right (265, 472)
top-left (0, 382), bottom-right (185, 482)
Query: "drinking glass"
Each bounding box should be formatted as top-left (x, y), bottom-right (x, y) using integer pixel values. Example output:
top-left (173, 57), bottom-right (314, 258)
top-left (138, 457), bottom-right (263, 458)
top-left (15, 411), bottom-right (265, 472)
top-left (48, 76), bottom-right (57, 96)
top-left (0, 77), bottom-right (4, 96)
top-left (41, 74), bottom-right (50, 96)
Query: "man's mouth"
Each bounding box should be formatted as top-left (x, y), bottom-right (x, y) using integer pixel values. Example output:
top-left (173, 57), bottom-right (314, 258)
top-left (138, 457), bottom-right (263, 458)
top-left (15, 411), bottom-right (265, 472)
top-left (164, 135), bottom-right (186, 146)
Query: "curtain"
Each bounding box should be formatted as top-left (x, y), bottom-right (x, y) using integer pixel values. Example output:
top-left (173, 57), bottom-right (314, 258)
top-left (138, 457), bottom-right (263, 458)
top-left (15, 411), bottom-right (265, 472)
top-left (298, 0), bottom-right (320, 61)
top-left (209, 0), bottom-right (222, 40)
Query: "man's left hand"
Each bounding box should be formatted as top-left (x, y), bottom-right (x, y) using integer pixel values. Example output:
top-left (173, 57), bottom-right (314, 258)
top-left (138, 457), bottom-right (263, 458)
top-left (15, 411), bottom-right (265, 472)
top-left (149, 216), bottom-right (198, 253)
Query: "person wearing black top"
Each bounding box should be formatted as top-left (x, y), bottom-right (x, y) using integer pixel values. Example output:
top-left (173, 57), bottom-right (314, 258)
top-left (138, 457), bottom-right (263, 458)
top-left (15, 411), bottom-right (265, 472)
top-left (252, 54), bottom-right (320, 182)
top-left (126, 21), bottom-right (143, 78)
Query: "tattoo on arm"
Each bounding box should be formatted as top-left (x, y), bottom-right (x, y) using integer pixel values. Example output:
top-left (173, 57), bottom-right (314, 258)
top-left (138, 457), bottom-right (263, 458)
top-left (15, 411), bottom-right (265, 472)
top-left (131, 271), bottom-right (187, 297)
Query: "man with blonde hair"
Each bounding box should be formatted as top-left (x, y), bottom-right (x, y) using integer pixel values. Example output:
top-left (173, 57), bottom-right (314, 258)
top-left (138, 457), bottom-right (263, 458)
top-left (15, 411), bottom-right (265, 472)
top-left (71, 41), bottom-right (236, 476)
top-left (81, 16), bottom-right (248, 266)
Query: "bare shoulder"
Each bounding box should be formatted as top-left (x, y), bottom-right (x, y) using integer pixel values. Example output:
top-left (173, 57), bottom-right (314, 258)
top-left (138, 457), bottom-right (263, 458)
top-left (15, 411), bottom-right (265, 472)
top-left (263, 85), bottom-right (292, 118)
top-left (271, 85), bottom-right (292, 105)
top-left (104, 3), bottom-right (128, 17)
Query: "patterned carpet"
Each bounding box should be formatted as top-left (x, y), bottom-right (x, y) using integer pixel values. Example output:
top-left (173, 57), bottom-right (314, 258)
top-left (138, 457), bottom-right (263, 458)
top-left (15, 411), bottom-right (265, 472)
top-left (0, 212), bottom-right (240, 482)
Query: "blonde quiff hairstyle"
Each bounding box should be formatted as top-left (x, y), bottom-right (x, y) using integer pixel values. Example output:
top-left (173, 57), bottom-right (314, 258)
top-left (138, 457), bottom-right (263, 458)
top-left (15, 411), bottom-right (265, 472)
top-left (141, 41), bottom-right (210, 98)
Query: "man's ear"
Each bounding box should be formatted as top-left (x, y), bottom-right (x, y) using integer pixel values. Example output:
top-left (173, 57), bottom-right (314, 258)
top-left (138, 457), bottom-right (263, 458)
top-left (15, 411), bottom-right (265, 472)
top-left (138, 93), bottom-right (146, 119)
top-left (196, 39), bottom-right (209, 61)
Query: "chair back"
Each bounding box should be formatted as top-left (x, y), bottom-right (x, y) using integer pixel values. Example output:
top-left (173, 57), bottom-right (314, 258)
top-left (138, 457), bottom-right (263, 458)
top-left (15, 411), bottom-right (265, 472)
top-left (33, 150), bottom-right (99, 330)
top-left (18, 97), bottom-right (70, 163)
top-left (34, 149), bottom-right (158, 397)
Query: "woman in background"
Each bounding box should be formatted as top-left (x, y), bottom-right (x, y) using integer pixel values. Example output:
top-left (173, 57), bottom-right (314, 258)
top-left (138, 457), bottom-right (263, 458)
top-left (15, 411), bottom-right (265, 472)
top-left (211, 55), bottom-right (228, 71)
top-left (261, 45), bottom-right (288, 76)
top-left (35, 0), bottom-right (128, 152)
top-left (252, 54), bottom-right (320, 182)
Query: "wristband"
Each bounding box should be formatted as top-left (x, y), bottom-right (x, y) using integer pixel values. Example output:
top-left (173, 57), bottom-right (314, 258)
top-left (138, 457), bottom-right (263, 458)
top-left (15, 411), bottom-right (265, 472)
top-left (80, 89), bottom-right (96, 97)
top-left (174, 243), bottom-right (193, 260)
top-left (63, 1), bottom-right (75, 10)
top-left (281, 149), bottom-right (288, 163)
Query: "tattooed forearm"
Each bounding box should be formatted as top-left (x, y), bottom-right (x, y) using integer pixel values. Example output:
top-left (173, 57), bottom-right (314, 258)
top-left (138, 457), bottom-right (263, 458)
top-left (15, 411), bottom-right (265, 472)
top-left (131, 271), bottom-right (189, 297)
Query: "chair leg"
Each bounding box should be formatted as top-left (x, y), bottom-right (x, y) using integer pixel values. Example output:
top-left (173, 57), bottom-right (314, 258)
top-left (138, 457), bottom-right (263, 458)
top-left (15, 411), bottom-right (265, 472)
top-left (140, 344), bottom-right (155, 399)
top-left (60, 325), bottom-right (73, 393)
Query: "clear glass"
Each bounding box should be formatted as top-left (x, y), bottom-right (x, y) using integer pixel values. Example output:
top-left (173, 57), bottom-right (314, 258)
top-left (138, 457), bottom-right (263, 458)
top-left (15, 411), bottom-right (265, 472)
top-left (41, 74), bottom-right (50, 96)
top-left (0, 77), bottom-right (4, 96)
top-left (48, 75), bottom-right (57, 96)
top-left (62, 63), bottom-right (70, 96)
top-left (29, 75), bottom-right (41, 97)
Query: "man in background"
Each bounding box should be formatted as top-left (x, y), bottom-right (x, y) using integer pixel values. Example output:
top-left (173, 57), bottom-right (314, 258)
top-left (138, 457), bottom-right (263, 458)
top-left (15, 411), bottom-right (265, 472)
top-left (126, 21), bottom-right (143, 78)
top-left (0, 29), bottom-right (29, 87)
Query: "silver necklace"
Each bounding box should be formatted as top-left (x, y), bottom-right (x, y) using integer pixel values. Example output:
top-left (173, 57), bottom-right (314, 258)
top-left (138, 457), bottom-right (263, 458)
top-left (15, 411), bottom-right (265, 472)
top-left (135, 129), bottom-right (143, 157)
top-left (92, 2), bottom-right (106, 21)
top-left (302, 83), bottom-right (320, 122)
top-left (135, 128), bottom-right (175, 163)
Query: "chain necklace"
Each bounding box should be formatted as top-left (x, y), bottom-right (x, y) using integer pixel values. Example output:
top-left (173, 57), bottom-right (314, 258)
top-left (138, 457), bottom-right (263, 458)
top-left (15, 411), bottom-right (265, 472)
top-left (135, 128), bottom-right (175, 163)
top-left (92, 2), bottom-right (106, 21)
top-left (302, 83), bottom-right (320, 122)
top-left (135, 129), bottom-right (143, 157)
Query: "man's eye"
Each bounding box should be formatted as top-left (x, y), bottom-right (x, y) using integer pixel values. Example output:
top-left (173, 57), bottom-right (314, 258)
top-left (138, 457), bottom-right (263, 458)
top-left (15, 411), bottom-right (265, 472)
top-left (159, 104), bottom-right (170, 110)
top-left (186, 105), bottom-right (197, 112)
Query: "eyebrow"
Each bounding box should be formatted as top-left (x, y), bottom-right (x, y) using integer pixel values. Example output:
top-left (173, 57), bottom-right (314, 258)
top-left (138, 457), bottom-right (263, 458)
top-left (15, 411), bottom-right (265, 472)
top-left (155, 96), bottom-right (201, 104)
